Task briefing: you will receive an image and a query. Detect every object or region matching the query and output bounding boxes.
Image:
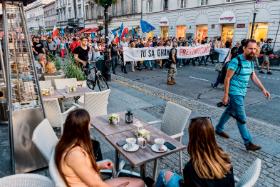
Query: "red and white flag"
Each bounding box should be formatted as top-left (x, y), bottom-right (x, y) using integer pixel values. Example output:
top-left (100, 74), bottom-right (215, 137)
top-left (52, 26), bottom-right (59, 38)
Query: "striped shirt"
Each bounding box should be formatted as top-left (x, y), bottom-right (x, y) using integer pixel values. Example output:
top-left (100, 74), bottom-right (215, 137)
top-left (227, 54), bottom-right (254, 96)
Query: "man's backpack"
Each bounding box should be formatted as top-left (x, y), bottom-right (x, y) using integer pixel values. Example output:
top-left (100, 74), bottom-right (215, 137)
top-left (219, 56), bottom-right (242, 84)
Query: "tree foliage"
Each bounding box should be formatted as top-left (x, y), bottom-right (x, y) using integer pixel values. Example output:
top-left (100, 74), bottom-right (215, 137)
top-left (94, 0), bottom-right (117, 7)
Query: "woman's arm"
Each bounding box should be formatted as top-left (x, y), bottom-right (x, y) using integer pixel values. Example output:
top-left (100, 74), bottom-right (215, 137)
top-left (65, 149), bottom-right (109, 187)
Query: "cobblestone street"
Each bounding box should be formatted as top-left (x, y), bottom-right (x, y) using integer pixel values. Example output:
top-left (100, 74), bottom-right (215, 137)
top-left (1, 79), bottom-right (280, 186)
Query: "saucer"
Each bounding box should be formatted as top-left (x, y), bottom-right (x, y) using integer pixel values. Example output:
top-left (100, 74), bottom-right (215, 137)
top-left (151, 144), bottom-right (168, 153)
top-left (123, 144), bottom-right (139, 152)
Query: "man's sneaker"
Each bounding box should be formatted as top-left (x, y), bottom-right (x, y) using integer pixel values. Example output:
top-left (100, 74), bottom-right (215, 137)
top-left (215, 131), bottom-right (230, 139)
top-left (245, 142), bottom-right (261, 151)
top-left (267, 71), bottom-right (272, 75)
top-left (259, 70), bottom-right (265, 74)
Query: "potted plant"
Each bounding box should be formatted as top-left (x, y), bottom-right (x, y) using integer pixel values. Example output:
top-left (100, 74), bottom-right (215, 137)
top-left (108, 114), bottom-right (120, 125)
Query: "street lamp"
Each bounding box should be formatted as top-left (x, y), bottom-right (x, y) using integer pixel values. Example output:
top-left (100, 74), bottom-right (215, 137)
top-left (250, 1), bottom-right (257, 39)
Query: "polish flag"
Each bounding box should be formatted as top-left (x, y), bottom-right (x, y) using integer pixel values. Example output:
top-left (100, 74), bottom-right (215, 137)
top-left (121, 27), bottom-right (129, 38)
top-left (52, 26), bottom-right (59, 38)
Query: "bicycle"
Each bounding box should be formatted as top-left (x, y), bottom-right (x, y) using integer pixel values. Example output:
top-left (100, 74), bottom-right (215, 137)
top-left (84, 63), bottom-right (109, 91)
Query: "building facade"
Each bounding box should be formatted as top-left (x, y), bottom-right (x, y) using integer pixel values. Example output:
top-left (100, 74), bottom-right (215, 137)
top-left (141, 0), bottom-right (280, 49)
top-left (84, 0), bottom-right (142, 30)
top-left (56, 0), bottom-right (85, 29)
top-left (25, 0), bottom-right (53, 33)
top-left (43, 1), bottom-right (56, 30)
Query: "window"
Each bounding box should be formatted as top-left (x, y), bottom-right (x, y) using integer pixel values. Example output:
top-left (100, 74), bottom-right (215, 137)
top-left (131, 0), bottom-right (137, 14)
top-left (68, 7), bottom-right (71, 18)
top-left (163, 0), bottom-right (168, 10)
top-left (121, 0), bottom-right (125, 15)
top-left (147, 0), bottom-right (153, 12)
top-left (112, 4), bottom-right (117, 16)
top-left (179, 0), bottom-right (187, 8)
top-left (85, 5), bottom-right (89, 19)
top-left (78, 5), bottom-right (81, 17)
top-left (200, 0), bottom-right (208, 6)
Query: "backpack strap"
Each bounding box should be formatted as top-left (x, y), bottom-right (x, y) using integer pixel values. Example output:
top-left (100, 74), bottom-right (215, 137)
top-left (235, 56), bottom-right (242, 75)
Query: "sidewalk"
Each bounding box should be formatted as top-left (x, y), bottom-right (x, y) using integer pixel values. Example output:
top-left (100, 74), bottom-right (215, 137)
top-left (0, 80), bottom-right (279, 186)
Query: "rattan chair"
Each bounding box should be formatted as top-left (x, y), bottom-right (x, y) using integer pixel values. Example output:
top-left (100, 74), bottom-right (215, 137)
top-left (39, 80), bottom-right (52, 89)
top-left (32, 119), bottom-right (58, 162)
top-left (43, 98), bottom-right (76, 131)
top-left (0, 174), bottom-right (55, 187)
top-left (54, 78), bottom-right (77, 90)
top-left (148, 101), bottom-right (192, 177)
top-left (235, 158), bottom-right (262, 187)
top-left (74, 89), bottom-right (111, 117)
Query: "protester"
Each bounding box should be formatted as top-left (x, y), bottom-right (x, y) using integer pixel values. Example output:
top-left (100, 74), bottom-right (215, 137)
top-left (215, 39), bottom-right (271, 151)
top-left (260, 38), bottom-right (273, 74)
top-left (109, 41), bottom-right (120, 74)
top-left (211, 41), bottom-right (231, 88)
top-left (46, 37), bottom-right (57, 56)
top-left (155, 117), bottom-right (234, 187)
top-left (32, 36), bottom-right (45, 60)
top-left (73, 36), bottom-right (90, 70)
top-left (70, 37), bottom-right (80, 53)
top-left (59, 38), bottom-right (67, 58)
top-left (55, 109), bottom-right (145, 187)
top-left (167, 42), bottom-right (178, 85)
top-left (38, 54), bottom-right (56, 74)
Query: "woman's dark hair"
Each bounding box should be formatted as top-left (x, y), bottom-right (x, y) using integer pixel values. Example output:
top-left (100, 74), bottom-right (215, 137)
top-left (55, 109), bottom-right (99, 186)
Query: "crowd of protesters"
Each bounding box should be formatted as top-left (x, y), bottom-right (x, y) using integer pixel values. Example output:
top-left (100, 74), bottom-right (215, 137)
top-left (31, 32), bottom-right (277, 85)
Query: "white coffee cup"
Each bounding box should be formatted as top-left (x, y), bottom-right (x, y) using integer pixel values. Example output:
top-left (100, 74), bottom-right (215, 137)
top-left (154, 138), bottom-right (165, 150)
top-left (138, 137), bottom-right (147, 149)
top-left (126, 138), bottom-right (136, 149)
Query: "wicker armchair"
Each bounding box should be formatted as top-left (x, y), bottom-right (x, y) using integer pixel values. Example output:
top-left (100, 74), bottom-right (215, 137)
top-left (0, 174), bottom-right (55, 187)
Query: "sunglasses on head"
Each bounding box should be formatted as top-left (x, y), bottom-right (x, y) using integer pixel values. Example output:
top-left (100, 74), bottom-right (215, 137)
top-left (190, 116), bottom-right (212, 124)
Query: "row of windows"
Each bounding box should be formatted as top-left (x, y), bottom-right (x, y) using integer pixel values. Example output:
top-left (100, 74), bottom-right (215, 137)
top-left (146, 0), bottom-right (233, 13)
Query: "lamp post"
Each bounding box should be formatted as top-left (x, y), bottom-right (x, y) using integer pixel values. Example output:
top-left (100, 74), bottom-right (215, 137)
top-left (273, 20), bottom-right (280, 51)
top-left (250, 1), bottom-right (257, 39)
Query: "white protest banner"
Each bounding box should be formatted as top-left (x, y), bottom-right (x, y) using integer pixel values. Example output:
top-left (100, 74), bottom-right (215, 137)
top-left (177, 44), bottom-right (211, 59)
top-left (123, 44), bottom-right (211, 62)
top-left (123, 47), bottom-right (171, 62)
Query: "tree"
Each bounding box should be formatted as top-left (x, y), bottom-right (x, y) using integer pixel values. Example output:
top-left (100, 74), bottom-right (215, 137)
top-left (94, 0), bottom-right (117, 43)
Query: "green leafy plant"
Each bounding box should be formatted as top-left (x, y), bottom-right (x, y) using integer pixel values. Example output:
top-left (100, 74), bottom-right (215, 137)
top-left (47, 54), bottom-right (61, 71)
top-left (63, 55), bottom-right (86, 81)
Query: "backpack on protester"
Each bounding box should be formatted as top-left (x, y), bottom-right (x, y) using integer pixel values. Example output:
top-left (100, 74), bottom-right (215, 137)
top-left (215, 49), bottom-right (230, 72)
top-left (165, 47), bottom-right (177, 68)
top-left (219, 56), bottom-right (243, 84)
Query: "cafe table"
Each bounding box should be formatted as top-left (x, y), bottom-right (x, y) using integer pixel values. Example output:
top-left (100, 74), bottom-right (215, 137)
top-left (57, 87), bottom-right (93, 99)
top-left (41, 90), bottom-right (64, 100)
top-left (91, 113), bottom-right (149, 137)
top-left (105, 125), bottom-right (186, 179)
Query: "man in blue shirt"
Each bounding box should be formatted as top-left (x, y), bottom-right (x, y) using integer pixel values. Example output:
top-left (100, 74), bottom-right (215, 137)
top-left (215, 39), bottom-right (271, 151)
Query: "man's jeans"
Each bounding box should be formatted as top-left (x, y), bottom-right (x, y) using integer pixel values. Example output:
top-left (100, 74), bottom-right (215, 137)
top-left (216, 95), bottom-right (252, 145)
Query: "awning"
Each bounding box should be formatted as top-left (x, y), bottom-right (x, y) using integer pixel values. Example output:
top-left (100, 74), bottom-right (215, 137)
top-left (84, 28), bottom-right (98, 34)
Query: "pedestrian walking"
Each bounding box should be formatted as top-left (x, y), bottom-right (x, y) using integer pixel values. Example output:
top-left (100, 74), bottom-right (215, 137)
top-left (211, 41), bottom-right (231, 88)
top-left (260, 38), bottom-right (273, 74)
top-left (167, 42), bottom-right (178, 85)
top-left (215, 39), bottom-right (271, 151)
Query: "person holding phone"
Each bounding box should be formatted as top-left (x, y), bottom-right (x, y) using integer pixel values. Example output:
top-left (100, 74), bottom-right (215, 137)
top-left (55, 109), bottom-right (145, 187)
top-left (215, 39), bottom-right (271, 151)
